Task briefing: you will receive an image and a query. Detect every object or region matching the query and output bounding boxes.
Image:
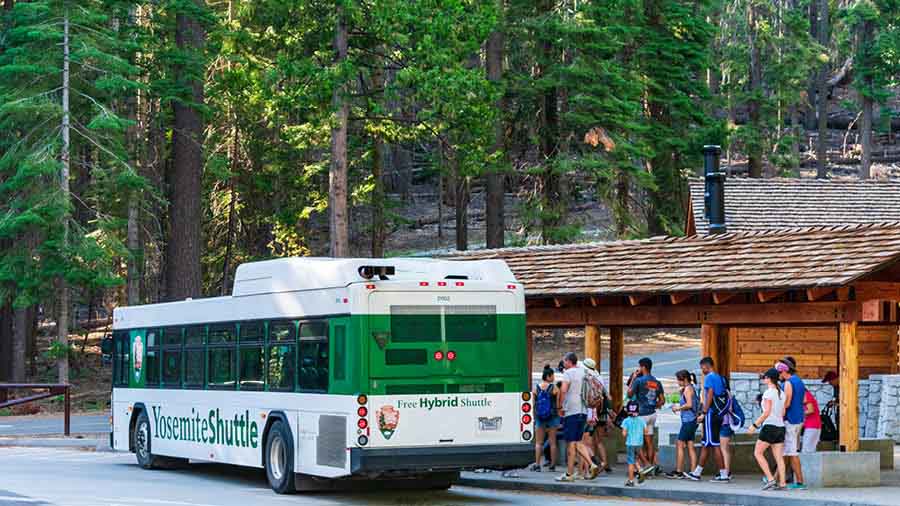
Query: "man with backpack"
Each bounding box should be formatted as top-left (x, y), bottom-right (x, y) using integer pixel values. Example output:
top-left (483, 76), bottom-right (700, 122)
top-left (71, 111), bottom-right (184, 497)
top-left (627, 357), bottom-right (665, 476)
top-left (688, 356), bottom-right (732, 482)
top-left (555, 352), bottom-right (598, 481)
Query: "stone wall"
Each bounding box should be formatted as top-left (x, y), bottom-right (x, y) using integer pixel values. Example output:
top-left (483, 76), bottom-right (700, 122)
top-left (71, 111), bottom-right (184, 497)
top-left (729, 372), bottom-right (900, 442)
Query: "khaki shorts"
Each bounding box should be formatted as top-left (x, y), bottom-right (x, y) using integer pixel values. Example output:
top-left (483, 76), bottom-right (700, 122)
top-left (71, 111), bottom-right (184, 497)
top-left (784, 423), bottom-right (802, 456)
top-left (640, 414), bottom-right (657, 436)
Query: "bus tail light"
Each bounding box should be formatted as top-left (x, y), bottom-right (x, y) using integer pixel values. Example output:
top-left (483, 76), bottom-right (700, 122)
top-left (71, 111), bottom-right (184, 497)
top-left (358, 418), bottom-right (368, 429)
top-left (357, 406), bottom-right (368, 417)
top-left (522, 430), bottom-right (532, 441)
top-left (522, 414), bottom-right (532, 425)
top-left (521, 402), bottom-right (531, 413)
top-left (433, 351), bottom-right (444, 361)
top-left (521, 391), bottom-right (531, 402)
top-left (447, 351), bottom-right (457, 361)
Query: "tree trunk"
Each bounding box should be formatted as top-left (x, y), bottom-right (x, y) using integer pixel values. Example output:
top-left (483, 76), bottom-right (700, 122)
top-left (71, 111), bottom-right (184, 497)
top-left (0, 302), bottom-right (12, 381)
top-left (815, 0), bottom-right (829, 179)
top-left (58, 13), bottom-right (71, 384)
top-left (126, 199), bottom-right (140, 305)
top-left (858, 19), bottom-right (875, 180)
top-left (790, 106), bottom-right (801, 171)
top-left (11, 307), bottom-right (26, 381)
top-left (329, 9), bottom-right (349, 258)
top-left (454, 156), bottom-right (469, 251)
top-left (3, 0), bottom-right (12, 11)
top-left (616, 171), bottom-right (629, 237)
top-left (805, 0), bottom-right (819, 130)
top-left (371, 52), bottom-right (386, 258)
top-left (747, 2), bottom-right (763, 178)
top-left (221, 182), bottom-right (236, 295)
top-left (167, 1), bottom-right (206, 300)
top-left (538, 9), bottom-right (561, 244)
top-left (485, 8), bottom-right (505, 249)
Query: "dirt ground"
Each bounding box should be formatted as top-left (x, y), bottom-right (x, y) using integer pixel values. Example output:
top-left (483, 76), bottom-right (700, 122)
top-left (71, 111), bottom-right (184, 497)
top-left (532, 327), bottom-right (700, 372)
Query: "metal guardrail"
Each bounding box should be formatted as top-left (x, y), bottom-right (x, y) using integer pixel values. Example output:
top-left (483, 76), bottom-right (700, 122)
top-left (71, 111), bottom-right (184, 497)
top-left (0, 383), bottom-right (71, 436)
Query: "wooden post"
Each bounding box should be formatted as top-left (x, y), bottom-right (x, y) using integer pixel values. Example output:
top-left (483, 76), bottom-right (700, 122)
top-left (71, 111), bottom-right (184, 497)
top-left (701, 324), bottom-right (720, 370)
top-left (609, 327), bottom-right (624, 411)
top-left (585, 325), bottom-right (602, 371)
top-left (839, 321), bottom-right (859, 452)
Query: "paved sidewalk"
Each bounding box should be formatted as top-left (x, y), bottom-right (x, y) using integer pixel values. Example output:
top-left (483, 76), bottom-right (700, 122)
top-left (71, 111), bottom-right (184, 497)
top-left (460, 469), bottom-right (900, 506)
top-left (0, 433), bottom-right (110, 451)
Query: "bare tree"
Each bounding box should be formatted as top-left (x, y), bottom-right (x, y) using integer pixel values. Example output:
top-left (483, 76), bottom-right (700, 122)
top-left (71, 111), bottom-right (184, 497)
top-left (329, 9), bottom-right (349, 258)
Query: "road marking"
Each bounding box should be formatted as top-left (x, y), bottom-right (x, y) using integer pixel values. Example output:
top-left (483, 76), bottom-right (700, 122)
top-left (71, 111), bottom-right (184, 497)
top-left (0, 496), bottom-right (45, 503)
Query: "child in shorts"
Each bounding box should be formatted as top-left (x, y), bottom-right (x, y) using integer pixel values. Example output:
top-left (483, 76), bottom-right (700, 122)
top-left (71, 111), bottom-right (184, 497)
top-left (621, 400), bottom-right (647, 487)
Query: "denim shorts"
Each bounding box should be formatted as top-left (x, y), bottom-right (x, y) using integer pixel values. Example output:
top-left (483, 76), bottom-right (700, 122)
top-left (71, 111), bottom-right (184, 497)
top-left (535, 415), bottom-right (561, 429)
top-left (720, 422), bottom-right (734, 438)
top-left (626, 445), bottom-right (641, 465)
top-left (678, 421), bottom-right (698, 442)
top-left (562, 414), bottom-right (587, 443)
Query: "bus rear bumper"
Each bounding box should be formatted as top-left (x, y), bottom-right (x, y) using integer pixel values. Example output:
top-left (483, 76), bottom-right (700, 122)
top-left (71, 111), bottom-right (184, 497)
top-left (349, 443), bottom-right (532, 474)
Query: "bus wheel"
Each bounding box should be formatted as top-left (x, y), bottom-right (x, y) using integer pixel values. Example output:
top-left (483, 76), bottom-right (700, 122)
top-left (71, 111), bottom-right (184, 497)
top-left (133, 410), bottom-right (185, 470)
top-left (264, 420), bottom-right (296, 494)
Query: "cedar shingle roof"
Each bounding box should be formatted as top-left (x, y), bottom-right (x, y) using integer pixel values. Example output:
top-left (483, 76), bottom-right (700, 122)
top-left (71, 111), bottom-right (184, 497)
top-left (449, 222), bottom-right (900, 297)
top-left (688, 178), bottom-right (900, 235)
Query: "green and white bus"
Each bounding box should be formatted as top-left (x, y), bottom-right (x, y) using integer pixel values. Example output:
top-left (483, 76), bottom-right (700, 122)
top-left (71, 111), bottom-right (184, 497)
top-left (109, 257), bottom-right (532, 493)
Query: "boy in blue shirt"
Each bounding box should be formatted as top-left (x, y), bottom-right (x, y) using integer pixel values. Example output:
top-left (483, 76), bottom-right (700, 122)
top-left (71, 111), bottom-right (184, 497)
top-left (622, 400), bottom-right (647, 487)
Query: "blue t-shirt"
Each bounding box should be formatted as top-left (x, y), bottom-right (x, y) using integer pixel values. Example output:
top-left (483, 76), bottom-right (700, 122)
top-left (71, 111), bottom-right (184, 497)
top-left (631, 375), bottom-right (664, 416)
top-left (785, 375), bottom-right (807, 424)
top-left (622, 416), bottom-right (646, 446)
top-left (703, 372), bottom-right (727, 397)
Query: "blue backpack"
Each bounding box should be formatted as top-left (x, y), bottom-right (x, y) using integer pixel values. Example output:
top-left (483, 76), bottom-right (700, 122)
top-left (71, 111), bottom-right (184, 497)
top-left (536, 384), bottom-right (554, 421)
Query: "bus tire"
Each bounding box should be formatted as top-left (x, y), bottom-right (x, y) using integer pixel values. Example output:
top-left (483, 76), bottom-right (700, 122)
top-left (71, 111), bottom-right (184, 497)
top-left (133, 410), bottom-right (185, 469)
top-left (264, 420), bottom-right (296, 494)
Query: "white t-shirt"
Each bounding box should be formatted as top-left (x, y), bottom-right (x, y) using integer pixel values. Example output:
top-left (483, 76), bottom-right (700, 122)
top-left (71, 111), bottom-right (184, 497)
top-left (762, 387), bottom-right (786, 428)
top-left (562, 365), bottom-right (587, 416)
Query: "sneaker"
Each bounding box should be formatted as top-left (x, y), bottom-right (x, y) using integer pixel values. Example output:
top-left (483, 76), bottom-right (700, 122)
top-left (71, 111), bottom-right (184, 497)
top-left (774, 484), bottom-right (787, 491)
top-left (604, 466), bottom-right (613, 474)
top-left (547, 465), bottom-right (557, 472)
top-left (683, 472), bottom-right (698, 481)
top-left (638, 466), bottom-right (652, 478)
top-left (638, 473), bottom-right (645, 484)
top-left (573, 471), bottom-right (585, 480)
top-left (653, 465), bottom-right (663, 477)
top-left (555, 473), bottom-right (575, 482)
top-left (625, 480), bottom-right (635, 487)
top-left (762, 479), bottom-right (776, 491)
top-left (589, 464), bottom-right (600, 479)
top-left (664, 471), bottom-right (683, 479)
top-left (710, 475), bottom-right (732, 483)
top-left (787, 483), bottom-right (807, 490)
top-left (528, 463), bottom-right (541, 472)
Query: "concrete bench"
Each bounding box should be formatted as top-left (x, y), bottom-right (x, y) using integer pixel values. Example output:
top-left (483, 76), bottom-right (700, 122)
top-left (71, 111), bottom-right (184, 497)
top-left (800, 451), bottom-right (881, 488)
top-left (663, 433), bottom-right (894, 470)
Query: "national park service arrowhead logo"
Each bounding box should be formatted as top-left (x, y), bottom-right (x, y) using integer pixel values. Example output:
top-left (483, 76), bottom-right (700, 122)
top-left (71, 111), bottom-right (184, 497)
top-left (377, 405), bottom-right (400, 440)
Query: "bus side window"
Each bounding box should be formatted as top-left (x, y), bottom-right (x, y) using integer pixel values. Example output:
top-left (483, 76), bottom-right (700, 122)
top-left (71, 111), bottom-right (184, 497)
top-left (112, 331), bottom-right (127, 387)
top-left (299, 321), bottom-right (328, 392)
top-left (161, 327), bottom-right (183, 388)
top-left (183, 326), bottom-right (206, 388)
top-left (266, 320), bottom-right (296, 392)
top-left (239, 321), bottom-right (265, 391)
top-left (208, 323), bottom-right (236, 389)
top-left (146, 330), bottom-right (160, 387)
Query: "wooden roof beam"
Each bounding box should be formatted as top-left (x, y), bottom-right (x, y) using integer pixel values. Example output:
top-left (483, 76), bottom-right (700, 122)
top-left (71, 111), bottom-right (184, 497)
top-left (806, 287), bottom-right (836, 302)
top-left (854, 282), bottom-right (900, 301)
top-left (670, 293), bottom-right (693, 305)
top-left (628, 294), bottom-right (652, 306)
top-left (712, 292), bottom-right (737, 305)
top-left (757, 290), bottom-right (785, 303)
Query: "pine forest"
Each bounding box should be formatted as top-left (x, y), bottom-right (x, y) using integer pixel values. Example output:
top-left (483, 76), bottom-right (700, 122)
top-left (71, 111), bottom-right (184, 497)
top-left (0, 0), bottom-right (899, 388)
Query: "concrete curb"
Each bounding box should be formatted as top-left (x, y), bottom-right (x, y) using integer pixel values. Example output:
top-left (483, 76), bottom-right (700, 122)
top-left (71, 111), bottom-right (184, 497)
top-left (458, 475), bottom-right (886, 506)
top-left (0, 437), bottom-right (111, 452)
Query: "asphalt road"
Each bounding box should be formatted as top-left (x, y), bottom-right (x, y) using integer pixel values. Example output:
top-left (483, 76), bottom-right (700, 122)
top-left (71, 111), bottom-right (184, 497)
top-left (0, 414), bottom-right (108, 436)
top-left (0, 447), bottom-right (691, 506)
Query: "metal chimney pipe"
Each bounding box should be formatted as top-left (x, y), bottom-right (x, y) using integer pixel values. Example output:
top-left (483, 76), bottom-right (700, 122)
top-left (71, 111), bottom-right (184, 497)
top-left (703, 145), bottom-right (726, 235)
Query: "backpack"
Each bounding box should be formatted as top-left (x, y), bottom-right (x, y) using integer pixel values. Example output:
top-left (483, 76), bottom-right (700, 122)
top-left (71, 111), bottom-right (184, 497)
top-left (535, 384), bottom-right (554, 421)
top-left (581, 370), bottom-right (607, 409)
top-left (820, 404), bottom-right (839, 442)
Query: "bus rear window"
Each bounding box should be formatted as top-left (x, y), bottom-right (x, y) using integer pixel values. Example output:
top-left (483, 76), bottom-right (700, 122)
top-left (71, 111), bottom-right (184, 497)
top-left (388, 305), bottom-right (497, 343)
top-left (446, 305), bottom-right (497, 342)
top-left (390, 306), bottom-right (441, 343)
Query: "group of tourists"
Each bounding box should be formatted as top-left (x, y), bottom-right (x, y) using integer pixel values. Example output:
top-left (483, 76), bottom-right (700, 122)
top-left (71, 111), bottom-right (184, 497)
top-left (530, 352), bottom-right (831, 490)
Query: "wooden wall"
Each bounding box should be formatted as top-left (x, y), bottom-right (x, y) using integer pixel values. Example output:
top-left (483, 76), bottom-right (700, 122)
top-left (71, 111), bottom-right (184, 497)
top-left (731, 325), bottom-right (900, 379)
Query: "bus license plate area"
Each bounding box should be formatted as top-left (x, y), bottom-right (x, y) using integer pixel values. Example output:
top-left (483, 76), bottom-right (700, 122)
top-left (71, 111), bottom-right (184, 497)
top-left (478, 416), bottom-right (502, 431)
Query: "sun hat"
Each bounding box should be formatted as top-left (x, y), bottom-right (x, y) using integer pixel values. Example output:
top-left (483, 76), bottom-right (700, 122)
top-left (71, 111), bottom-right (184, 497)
top-left (761, 368), bottom-right (780, 383)
top-left (583, 358), bottom-right (597, 370)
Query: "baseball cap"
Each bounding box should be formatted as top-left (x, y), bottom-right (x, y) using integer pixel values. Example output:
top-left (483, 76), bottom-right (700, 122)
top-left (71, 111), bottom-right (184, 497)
top-left (626, 400), bottom-right (639, 415)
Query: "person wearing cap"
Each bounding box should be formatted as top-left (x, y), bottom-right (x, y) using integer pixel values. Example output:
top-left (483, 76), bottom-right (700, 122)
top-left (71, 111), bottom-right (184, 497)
top-left (747, 368), bottom-right (787, 491)
top-left (777, 357), bottom-right (807, 489)
top-left (621, 400), bottom-right (647, 487)
top-left (822, 370), bottom-right (839, 407)
top-left (582, 358), bottom-right (611, 474)
top-left (628, 357), bottom-right (665, 477)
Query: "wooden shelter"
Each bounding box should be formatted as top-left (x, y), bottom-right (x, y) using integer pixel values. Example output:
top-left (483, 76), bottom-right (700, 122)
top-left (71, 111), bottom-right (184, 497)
top-left (452, 222), bottom-right (900, 453)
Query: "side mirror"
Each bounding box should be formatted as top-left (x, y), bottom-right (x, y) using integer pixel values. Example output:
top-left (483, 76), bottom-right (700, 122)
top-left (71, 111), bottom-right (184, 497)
top-left (101, 335), bottom-right (113, 365)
